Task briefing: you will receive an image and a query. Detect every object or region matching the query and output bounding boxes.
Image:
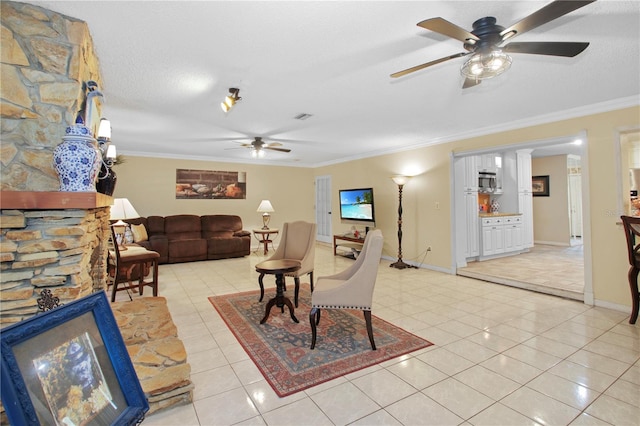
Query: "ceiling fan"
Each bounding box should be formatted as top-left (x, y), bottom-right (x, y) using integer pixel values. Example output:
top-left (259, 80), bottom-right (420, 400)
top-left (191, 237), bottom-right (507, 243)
top-left (234, 137), bottom-right (291, 158)
top-left (391, 0), bottom-right (595, 88)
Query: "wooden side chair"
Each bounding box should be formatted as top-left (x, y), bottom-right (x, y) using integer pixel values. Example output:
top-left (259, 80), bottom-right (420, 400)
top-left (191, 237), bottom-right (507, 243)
top-left (620, 215), bottom-right (640, 324)
top-left (309, 229), bottom-right (383, 350)
top-left (108, 226), bottom-right (160, 302)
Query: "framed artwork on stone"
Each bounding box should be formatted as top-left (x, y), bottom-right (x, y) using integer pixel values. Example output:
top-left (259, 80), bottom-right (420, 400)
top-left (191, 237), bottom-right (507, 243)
top-left (0, 291), bottom-right (148, 425)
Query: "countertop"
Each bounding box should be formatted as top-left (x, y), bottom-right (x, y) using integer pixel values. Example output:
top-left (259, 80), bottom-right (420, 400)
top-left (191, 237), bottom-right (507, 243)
top-left (479, 212), bottom-right (522, 217)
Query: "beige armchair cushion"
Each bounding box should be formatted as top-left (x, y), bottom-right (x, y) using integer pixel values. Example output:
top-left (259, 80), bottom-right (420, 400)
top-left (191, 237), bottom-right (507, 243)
top-left (311, 229), bottom-right (383, 310)
top-left (267, 221), bottom-right (316, 278)
top-left (309, 229), bottom-right (383, 350)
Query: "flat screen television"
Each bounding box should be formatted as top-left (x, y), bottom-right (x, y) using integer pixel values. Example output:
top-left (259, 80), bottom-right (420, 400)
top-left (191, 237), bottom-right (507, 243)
top-left (339, 188), bottom-right (375, 225)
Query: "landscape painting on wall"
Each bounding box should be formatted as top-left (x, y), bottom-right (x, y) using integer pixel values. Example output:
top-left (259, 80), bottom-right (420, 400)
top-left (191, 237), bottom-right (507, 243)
top-left (176, 169), bottom-right (246, 199)
top-left (532, 175), bottom-right (550, 197)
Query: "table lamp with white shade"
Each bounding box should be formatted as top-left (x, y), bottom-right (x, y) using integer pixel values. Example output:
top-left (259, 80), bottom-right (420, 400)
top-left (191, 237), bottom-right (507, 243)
top-left (110, 198), bottom-right (140, 249)
top-left (257, 200), bottom-right (274, 229)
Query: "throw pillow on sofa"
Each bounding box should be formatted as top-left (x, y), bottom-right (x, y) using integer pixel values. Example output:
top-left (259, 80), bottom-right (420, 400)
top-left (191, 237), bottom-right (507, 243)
top-left (131, 224), bottom-right (148, 243)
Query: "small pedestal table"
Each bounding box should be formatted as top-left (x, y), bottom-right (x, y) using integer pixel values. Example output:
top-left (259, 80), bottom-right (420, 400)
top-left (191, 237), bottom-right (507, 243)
top-left (255, 259), bottom-right (301, 324)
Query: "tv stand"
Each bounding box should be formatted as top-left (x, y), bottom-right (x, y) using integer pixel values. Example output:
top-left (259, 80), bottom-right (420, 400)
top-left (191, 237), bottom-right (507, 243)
top-left (333, 234), bottom-right (365, 257)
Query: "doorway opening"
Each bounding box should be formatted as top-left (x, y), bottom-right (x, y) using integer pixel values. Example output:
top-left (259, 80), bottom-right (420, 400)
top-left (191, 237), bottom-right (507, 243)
top-left (453, 134), bottom-right (589, 302)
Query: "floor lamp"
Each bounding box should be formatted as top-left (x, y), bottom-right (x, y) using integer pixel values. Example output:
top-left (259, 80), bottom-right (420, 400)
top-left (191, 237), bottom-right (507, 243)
top-left (390, 176), bottom-right (416, 269)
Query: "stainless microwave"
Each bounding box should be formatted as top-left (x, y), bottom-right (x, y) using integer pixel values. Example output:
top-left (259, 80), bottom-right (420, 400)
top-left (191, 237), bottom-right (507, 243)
top-left (478, 171), bottom-right (497, 193)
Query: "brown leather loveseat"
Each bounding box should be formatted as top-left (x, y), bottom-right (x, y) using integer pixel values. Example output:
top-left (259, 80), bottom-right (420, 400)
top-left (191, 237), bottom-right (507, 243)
top-left (124, 214), bottom-right (251, 264)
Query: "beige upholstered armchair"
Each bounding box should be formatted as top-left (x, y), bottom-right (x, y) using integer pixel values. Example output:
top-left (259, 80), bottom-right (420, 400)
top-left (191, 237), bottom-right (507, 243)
top-left (309, 229), bottom-right (383, 350)
top-left (258, 221), bottom-right (316, 307)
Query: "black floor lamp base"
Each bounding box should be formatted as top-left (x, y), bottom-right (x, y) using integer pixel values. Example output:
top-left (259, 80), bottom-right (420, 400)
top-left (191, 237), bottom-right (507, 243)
top-left (389, 260), bottom-right (417, 269)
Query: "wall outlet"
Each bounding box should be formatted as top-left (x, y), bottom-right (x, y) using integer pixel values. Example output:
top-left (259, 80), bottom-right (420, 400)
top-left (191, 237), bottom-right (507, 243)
top-left (435, 201), bottom-right (440, 210)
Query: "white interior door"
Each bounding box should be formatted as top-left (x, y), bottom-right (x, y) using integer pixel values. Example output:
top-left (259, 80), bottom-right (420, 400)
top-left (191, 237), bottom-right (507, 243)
top-left (568, 155), bottom-right (583, 238)
top-left (315, 175), bottom-right (332, 243)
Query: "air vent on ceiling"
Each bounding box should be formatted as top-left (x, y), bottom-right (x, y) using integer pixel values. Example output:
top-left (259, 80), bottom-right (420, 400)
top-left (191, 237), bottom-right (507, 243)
top-left (293, 113), bottom-right (313, 120)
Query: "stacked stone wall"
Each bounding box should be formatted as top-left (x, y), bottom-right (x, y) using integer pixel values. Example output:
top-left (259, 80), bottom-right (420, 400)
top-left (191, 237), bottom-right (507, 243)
top-left (0, 2), bottom-right (108, 324)
top-left (0, 207), bottom-right (111, 326)
top-left (1, 1), bottom-right (102, 191)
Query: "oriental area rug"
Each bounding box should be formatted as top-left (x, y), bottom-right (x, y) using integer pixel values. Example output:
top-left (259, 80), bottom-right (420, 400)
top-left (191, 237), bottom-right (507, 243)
top-left (208, 289), bottom-right (433, 397)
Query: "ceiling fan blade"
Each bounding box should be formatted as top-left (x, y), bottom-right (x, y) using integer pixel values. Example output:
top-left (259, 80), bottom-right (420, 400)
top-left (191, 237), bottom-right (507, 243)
top-left (462, 77), bottom-right (481, 89)
top-left (265, 147), bottom-right (291, 153)
top-left (265, 142), bottom-right (283, 147)
top-left (500, 0), bottom-right (596, 40)
top-left (391, 52), bottom-right (470, 78)
top-left (417, 17), bottom-right (479, 44)
top-left (503, 41), bottom-right (590, 57)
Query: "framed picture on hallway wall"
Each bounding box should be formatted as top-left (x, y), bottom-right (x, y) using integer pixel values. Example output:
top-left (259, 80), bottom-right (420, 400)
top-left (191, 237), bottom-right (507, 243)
top-left (532, 175), bottom-right (550, 197)
top-left (0, 291), bottom-right (148, 426)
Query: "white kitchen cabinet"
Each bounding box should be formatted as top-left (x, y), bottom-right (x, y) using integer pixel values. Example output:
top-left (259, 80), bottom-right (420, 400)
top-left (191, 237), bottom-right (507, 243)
top-left (493, 223), bottom-right (504, 254)
top-left (481, 223), bottom-right (494, 256)
top-left (480, 215), bottom-right (524, 259)
top-left (480, 217), bottom-right (505, 257)
top-left (463, 155), bottom-right (480, 258)
top-left (455, 156), bottom-right (480, 264)
top-left (463, 155), bottom-right (479, 191)
top-left (465, 191), bottom-right (479, 258)
top-left (478, 154), bottom-right (496, 172)
top-left (503, 216), bottom-right (524, 252)
top-left (517, 150), bottom-right (533, 193)
top-left (516, 150), bottom-right (534, 248)
top-left (518, 192), bottom-right (534, 248)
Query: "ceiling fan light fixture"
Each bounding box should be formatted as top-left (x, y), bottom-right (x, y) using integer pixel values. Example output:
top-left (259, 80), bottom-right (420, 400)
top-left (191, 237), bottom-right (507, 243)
top-left (461, 50), bottom-right (512, 80)
top-left (251, 148), bottom-right (265, 158)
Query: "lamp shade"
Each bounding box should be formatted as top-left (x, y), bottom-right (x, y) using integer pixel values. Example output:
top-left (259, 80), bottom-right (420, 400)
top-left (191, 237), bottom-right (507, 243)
top-left (105, 144), bottom-right (117, 159)
top-left (97, 118), bottom-right (111, 140)
top-left (110, 198), bottom-right (140, 221)
top-left (392, 176), bottom-right (411, 186)
top-left (256, 200), bottom-right (274, 213)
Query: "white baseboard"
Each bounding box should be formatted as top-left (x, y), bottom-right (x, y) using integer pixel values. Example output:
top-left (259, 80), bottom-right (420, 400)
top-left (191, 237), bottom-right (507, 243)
top-left (534, 240), bottom-right (572, 247)
top-left (380, 255), bottom-right (454, 274)
top-left (593, 298), bottom-right (633, 315)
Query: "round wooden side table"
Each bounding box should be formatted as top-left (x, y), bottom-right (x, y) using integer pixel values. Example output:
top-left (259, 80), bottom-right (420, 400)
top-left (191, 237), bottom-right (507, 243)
top-left (253, 228), bottom-right (279, 255)
top-left (255, 259), bottom-right (301, 324)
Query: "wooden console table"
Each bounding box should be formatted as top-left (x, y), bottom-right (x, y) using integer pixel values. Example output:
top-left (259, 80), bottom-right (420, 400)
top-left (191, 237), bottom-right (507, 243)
top-left (333, 234), bottom-right (365, 256)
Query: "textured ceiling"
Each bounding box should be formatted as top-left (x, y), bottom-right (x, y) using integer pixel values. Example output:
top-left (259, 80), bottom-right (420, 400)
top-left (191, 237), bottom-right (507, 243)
top-left (23, 0), bottom-right (640, 166)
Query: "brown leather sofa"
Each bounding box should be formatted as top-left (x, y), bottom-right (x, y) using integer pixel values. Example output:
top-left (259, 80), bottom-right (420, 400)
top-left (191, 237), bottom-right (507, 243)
top-left (124, 214), bottom-right (250, 264)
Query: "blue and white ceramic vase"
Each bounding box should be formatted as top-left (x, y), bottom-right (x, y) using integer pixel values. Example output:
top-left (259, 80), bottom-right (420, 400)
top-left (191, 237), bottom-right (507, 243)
top-left (53, 124), bottom-right (102, 192)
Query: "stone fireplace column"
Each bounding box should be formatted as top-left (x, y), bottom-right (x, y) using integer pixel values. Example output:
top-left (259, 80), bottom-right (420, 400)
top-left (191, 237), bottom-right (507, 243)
top-left (0, 192), bottom-right (113, 327)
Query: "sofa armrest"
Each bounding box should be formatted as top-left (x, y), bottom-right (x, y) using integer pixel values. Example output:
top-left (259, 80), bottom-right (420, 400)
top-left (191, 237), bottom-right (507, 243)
top-left (233, 230), bottom-right (251, 237)
top-left (137, 235), bottom-right (168, 263)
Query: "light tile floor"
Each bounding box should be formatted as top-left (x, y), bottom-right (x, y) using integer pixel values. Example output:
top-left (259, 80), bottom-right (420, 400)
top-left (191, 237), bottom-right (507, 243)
top-left (126, 244), bottom-right (639, 426)
top-left (457, 243), bottom-right (585, 301)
